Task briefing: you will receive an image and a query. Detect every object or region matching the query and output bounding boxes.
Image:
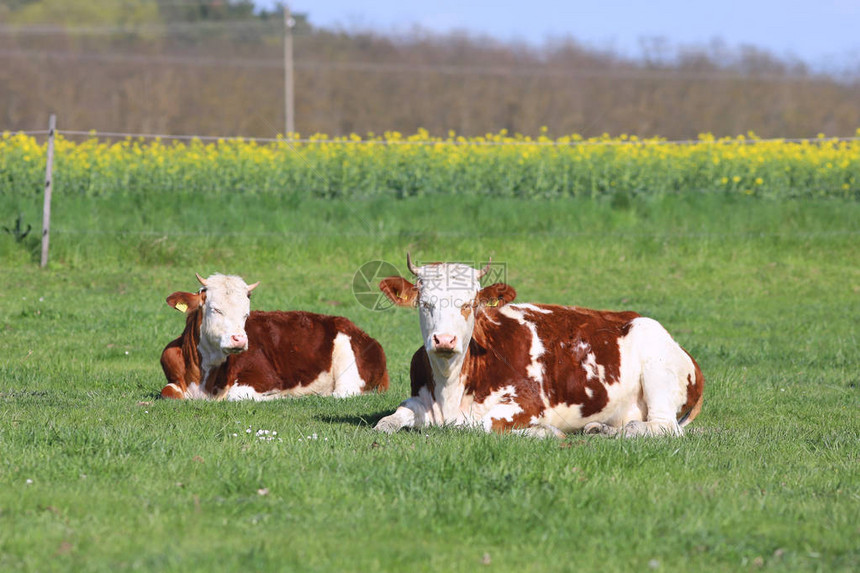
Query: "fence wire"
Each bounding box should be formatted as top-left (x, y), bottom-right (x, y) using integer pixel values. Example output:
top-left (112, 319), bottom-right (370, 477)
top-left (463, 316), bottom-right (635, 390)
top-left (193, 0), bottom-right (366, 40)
top-left (8, 128), bottom-right (860, 148)
top-left (48, 228), bottom-right (860, 239)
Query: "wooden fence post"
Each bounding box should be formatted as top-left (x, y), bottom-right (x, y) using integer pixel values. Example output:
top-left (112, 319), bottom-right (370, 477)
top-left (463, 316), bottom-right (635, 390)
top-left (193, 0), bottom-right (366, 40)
top-left (40, 113), bottom-right (56, 269)
top-left (284, 4), bottom-right (295, 137)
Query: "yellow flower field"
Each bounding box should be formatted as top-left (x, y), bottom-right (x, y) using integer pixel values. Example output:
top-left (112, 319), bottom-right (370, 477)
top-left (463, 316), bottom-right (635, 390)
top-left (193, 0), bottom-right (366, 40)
top-left (1, 130), bottom-right (858, 199)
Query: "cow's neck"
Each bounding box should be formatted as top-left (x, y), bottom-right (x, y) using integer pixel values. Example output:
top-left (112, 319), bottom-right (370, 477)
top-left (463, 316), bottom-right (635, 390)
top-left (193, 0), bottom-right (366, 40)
top-left (198, 336), bottom-right (227, 376)
top-left (185, 309), bottom-right (226, 387)
top-left (180, 308), bottom-right (204, 385)
top-left (427, 349), bottom-right (469, 421)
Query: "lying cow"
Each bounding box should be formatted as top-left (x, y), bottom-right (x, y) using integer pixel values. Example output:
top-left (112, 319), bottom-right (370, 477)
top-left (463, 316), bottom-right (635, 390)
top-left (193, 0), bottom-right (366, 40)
top-left (160, 273), bottom-right (389, 400)
top-left (375, 255), bottom-right (703, 437)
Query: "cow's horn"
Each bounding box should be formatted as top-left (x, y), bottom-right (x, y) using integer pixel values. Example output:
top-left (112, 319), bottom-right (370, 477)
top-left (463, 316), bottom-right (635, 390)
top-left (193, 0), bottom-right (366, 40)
top-left (406, 252), bottom-right (420, 276)
top-left (195, 273), bottom-right (209, 287)
top-left (477, 257), bottom-right (492, 279)
top-left (247, 281), bottom-right (260, 294)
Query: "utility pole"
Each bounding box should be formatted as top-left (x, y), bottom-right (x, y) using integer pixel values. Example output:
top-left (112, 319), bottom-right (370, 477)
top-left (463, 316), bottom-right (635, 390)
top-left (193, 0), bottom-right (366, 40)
top-left (284, 3), bottom-right (295, 137)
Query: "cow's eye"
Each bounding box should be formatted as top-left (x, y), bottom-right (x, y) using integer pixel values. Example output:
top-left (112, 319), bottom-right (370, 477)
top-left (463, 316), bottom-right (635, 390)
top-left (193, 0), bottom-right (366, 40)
top-left (211, 307), bottom-right (223, 315)
top-left (420, 300), bottom-right (433, 310)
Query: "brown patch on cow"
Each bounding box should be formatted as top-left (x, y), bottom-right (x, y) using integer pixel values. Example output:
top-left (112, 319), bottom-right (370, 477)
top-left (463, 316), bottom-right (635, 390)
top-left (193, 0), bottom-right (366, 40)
top-left (523, 305), bottom-right (639, 418)
top-left (678, 351), bottom-right (705, 425)
top-left (490, 417), bottom-right (512, 432)
top-left (481, 378), bottom-right (547, 433)
top-left (460, 304), bottom-right (472, 320)
top-left (463, 310), bottom-right (545, 430)
top-left (470, 309), bottom-right (491, 349)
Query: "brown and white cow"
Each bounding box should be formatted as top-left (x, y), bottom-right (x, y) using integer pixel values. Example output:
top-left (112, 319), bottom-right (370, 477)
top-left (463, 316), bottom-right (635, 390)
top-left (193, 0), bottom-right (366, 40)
top-left (375, 256), bottom-right (703, 437)
top-left (160, 273), bottom-right (389, 400)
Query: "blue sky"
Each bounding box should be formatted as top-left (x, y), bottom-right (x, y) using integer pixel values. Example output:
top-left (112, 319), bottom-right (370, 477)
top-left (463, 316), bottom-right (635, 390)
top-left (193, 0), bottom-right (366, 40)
top-left (262, 0), bottom-right (860, 70)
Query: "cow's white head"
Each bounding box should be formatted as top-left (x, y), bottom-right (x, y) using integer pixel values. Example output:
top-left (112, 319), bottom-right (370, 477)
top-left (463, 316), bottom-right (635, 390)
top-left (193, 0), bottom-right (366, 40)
top-left (380, 255), bottom-right (515, 369)
top-left (193, 273), bottom-right (259, 358)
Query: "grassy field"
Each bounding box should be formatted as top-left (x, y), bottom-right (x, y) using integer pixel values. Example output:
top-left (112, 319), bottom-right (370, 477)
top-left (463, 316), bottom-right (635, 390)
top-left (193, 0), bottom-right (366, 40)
top-left (1, 191), bottom-right (858, 572)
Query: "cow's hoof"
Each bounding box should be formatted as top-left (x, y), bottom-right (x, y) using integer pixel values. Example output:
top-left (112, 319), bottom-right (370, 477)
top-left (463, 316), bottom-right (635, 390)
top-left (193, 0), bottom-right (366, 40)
top-left (374, 417), bottom-right (401, 434)
top-left (583, 422), bottom-right (618, 437)
top-left (621, 421), bottom-right (648, 438)
top-left (519, 425), bottom-right (565, 439)
top-left (545, 424), bottom-right (566, 439)
top-left (621, 420), bottom-right (682, 438)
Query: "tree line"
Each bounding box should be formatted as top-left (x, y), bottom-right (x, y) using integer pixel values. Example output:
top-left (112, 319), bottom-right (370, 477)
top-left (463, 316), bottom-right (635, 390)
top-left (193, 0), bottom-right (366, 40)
top-left (1, 0), bottom-right (858, 139)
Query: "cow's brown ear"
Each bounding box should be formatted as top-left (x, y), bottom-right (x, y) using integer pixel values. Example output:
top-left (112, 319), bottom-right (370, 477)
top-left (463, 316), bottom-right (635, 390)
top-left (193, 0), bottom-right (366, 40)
top-left (477, 283), bottom-right (516, 308)
top-left (166, 291), bottom-right (202, 314)
top-left (379, 277), bottom-right (418, 307)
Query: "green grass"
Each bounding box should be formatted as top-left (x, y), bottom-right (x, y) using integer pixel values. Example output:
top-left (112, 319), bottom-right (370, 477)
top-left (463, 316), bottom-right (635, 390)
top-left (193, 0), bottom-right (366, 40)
top-left (1, 192), bottom-right (858, 572)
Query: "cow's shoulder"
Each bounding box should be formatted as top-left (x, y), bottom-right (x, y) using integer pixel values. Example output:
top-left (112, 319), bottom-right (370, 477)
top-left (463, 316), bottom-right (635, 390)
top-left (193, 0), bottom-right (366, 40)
top-left (470, 303), bottom-right (530, 348)
top-left (463, 316), bottom-right (536, 401)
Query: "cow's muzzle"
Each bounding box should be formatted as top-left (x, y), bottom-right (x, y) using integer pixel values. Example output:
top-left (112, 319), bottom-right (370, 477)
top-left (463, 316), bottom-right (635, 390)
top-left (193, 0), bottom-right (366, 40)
top-left (431, 333), bottom-right (458, 354)
top-left (222, 333), bottom-right (249, 354)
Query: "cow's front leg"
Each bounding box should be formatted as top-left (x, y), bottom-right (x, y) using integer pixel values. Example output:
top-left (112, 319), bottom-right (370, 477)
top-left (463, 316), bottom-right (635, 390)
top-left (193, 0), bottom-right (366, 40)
top-left (160, 382), bottom-right (186, 399)
top-left (374, 397), bottom-right (429, 433)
